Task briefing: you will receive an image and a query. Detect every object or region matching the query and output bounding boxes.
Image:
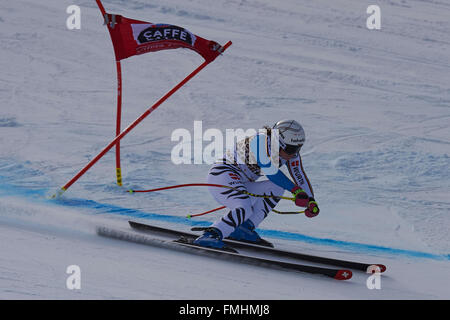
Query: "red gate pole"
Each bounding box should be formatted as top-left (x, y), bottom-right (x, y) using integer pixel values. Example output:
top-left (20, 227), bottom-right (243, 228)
top-left (52, 41), bottom-right (232, 198)
top-left (95, 0), bottom-right (106, 16)
top-left (95, 0), bottom-right (123, 186)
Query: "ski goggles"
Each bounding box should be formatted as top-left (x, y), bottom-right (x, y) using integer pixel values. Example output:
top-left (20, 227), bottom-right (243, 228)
top-left (283, 144), bottom-right (302, 155)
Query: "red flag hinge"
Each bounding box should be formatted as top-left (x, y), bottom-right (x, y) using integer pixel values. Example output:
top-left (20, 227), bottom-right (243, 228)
top-left (103, 13), bottom-right (118, 29)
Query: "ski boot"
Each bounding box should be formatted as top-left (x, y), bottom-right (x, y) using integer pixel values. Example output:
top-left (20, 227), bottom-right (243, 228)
top-left (193, 227), bottom-right (225, 249)
top-left (227, 220), bottom-right (273, 247)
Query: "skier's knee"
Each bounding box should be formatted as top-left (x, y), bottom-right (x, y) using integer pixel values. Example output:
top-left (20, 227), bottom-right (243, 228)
top-left (221, 207), bottom-right (249, 228)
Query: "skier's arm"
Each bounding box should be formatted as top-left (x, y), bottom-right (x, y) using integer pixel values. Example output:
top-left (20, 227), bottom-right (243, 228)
top-left (249, 134), bottom-right (295, 191)
top-left (287, 154), bottom-right (319, 216)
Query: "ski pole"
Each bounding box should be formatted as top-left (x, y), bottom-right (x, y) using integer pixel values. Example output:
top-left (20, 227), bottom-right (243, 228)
top-left (187, 206), bottom-right (226, 218)
top-left (273, 209), bottom-right (305, 215)
top-left (51, 42), bottom-right (232, 199)
top-left (129, 184), bottom-right (305, 217)
top-left (186, 206), bottom-right (304, 219)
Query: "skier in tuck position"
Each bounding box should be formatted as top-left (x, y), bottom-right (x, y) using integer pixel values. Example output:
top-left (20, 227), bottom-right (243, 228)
top-left (194, 119), bottom-right (319, 249)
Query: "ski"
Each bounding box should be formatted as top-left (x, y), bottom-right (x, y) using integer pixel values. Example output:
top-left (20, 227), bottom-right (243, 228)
top-left (96, 225), bottom-right (352, 280)
top-left (128, 220), bottom-right (386, 273)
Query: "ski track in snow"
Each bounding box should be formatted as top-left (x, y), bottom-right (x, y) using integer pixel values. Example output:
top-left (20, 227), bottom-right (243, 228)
top-left (0, 0), bottom-right (449, 298)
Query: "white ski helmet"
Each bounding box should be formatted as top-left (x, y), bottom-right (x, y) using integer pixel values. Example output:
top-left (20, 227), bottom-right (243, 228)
top-left (273, 119), bottom-right (305, 154)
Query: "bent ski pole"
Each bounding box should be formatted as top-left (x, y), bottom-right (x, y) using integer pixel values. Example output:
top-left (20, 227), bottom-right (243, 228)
top-left (186, 206), bottom-right (305, 218)
top-left (187, 206), bottom-right (226, 218)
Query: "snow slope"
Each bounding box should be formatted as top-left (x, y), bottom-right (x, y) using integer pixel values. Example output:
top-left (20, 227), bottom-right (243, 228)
top-left (0, 0), bottom-right (449, 299)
